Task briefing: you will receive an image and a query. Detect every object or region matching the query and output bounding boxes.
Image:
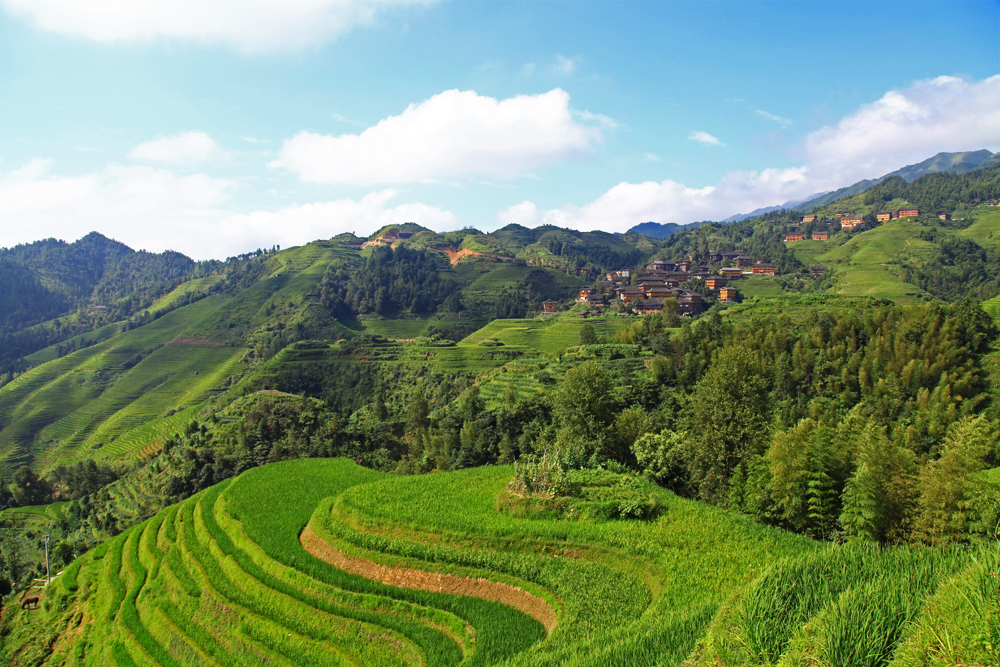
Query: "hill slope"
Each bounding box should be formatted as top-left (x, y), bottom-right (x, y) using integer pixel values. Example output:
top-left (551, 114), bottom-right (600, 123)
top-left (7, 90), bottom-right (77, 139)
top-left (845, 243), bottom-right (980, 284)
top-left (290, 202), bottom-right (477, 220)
top-left (4, 458), bottom-right (993, 667)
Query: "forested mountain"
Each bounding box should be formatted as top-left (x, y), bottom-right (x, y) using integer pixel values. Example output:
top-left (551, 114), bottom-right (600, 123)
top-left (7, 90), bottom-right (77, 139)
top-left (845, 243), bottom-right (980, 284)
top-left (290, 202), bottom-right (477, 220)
top-left (792, 149), bottom-right (997, 211)
top-left (1, 156), bottom-right (999, 666)
top-left (0, 234), bottom-right (202, 374)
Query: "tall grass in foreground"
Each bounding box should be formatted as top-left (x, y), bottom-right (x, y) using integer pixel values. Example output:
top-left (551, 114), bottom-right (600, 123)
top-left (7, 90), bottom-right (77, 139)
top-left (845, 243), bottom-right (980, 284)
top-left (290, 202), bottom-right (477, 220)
top-left (694, 543), bottom-right (970, 666)
top-left (889, 543), bottom-right (1000, 667)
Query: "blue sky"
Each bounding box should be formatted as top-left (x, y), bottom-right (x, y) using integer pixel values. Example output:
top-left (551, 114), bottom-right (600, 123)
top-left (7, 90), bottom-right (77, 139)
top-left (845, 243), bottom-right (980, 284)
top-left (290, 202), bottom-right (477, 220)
top-left (1, 0), bottom-right (998, 259)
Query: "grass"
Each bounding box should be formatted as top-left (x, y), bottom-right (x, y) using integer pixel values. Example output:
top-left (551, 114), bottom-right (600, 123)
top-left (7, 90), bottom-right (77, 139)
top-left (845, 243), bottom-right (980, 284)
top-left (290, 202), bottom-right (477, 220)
top-left (460, 317), bottom-right (633, 355)
top-left (957, 207), bottom-right (1000, 247)
top-left (330, 464), bottom-right (817, 667)
top-left (693, 543), bottom-right (969, 666)
top-left (4, 459), bottom-right (994, 666)
top-left (0, 296), bottom-right (244, 474)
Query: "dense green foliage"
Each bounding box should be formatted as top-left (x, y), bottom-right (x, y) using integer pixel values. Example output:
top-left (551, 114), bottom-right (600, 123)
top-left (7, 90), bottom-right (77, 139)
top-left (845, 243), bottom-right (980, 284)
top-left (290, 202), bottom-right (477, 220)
top-left (863, 164), bottom-right (1000, 214)
top-left (1, 167), bottom-right (998, 665)
top-left (319, 245), bottom-right (460, 316)
top-left (904, 234), bottom-right (1000, 301)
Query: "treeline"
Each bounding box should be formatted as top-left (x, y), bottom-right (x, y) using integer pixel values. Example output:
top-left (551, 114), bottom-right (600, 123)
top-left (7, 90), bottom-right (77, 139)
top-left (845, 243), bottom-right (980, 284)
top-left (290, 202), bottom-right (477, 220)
top-left (653, 213), bottom-right (804, 274)
top-left (537, 238), bottom-right (646, 275)
top-left (864, 164), bottom-right (1000, 213)
top-left (318, 246), bottom-right (460, 316)
top-left (396, 299), bottom-right (999, 546)
top-left (0, 236), bottom-right (282, 373)
top-left (487, 269), bottom-right (579, 319)
top-left (904, 235), bottom-right (1000, 302)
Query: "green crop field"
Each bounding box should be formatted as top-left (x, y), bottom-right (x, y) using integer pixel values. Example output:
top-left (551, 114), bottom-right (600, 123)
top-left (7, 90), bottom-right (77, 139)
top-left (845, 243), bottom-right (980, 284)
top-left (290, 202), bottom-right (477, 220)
top-left (4, 459), bottom-right (995, 666)
top-left (0, 297), bottom-right (243, 474)
top-left (958, 207), bottom-right (1000, 247)
top-left (460, 317), bottom-right (633, 355)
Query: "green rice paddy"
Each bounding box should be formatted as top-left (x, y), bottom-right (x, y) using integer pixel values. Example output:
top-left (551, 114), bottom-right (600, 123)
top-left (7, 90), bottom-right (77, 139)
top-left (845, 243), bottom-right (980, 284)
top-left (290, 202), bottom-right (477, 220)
top-left (459, 316), bottom-right (632, 355)
top-left (5, 459), bottom-right (994, 666)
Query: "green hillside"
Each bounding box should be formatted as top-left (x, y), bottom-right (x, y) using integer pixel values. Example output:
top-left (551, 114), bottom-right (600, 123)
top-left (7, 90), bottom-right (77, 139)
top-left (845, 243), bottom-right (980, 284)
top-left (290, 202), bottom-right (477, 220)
top-left (4, 458), bottom-right (993, 667)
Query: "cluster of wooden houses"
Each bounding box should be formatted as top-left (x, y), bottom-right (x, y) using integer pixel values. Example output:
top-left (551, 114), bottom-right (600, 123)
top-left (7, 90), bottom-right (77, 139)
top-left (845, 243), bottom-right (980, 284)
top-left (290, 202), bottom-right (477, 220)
top-left (559, 254), bottom-right (770, 316)
top-left (789, 207), bottom-right (923, 237)
top-left (539, 246), bottom-right (803, 317)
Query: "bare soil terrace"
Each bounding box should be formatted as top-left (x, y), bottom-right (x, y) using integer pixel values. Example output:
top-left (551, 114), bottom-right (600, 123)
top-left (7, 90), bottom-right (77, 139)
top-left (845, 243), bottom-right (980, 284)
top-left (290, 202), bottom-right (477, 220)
top-left (300, 523), bottom-right (558, 634)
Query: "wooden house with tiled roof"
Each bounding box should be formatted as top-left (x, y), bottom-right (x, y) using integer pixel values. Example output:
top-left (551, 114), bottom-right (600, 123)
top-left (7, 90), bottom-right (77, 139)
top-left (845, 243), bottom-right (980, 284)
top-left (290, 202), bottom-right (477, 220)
top-left (617, 286), bottom-right (645, 304)
top-left (719, 286), bottom-right (738, 302)
top-left (720, 266), bottom-right (743, 279)
top-left (634, 298), bottom-right (665, 315)
top-left (704, 276), bottom-right (726, 290)
top-left (677, 290), bottom-right (704, 315)
top-left (751, 262), bottom-right (775, 276)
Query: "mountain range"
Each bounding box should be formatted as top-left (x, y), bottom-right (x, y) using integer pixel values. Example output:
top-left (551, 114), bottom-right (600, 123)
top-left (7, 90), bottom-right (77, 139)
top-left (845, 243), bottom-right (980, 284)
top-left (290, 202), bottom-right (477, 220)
top-left (629, 149), bottom-right (997, 237)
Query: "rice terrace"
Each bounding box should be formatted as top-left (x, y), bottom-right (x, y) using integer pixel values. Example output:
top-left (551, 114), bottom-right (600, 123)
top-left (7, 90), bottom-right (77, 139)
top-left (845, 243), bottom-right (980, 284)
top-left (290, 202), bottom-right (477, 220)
top-left (2, 2), bottom-right (1000, 664)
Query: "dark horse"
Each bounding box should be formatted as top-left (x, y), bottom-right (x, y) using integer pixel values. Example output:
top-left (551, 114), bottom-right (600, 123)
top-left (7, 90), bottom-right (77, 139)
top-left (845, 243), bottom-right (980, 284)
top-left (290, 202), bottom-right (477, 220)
top-left (21, 596), bottom-right (39, 609)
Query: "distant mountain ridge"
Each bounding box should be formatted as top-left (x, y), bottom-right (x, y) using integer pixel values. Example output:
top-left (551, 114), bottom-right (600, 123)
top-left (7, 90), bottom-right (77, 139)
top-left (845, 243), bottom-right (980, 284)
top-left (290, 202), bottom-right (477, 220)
top-left (626, 149), bottom-right (996, 235)
top-left (791, 149), bottom-right (996, 212)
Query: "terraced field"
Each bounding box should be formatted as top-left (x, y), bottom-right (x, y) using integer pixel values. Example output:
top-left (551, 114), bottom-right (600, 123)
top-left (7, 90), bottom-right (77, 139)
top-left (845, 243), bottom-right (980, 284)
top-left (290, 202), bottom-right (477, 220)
top-left (460, 317), bottom-right (633, 355)
top-left (5, 459), bottom-right (995, 666)
top-left (0, 297), bottom-right (240, 474)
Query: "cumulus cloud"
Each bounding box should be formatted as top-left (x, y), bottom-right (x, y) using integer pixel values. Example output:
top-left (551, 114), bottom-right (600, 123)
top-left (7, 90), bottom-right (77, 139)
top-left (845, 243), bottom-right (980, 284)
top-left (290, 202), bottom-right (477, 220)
top-left (688, 131), bottom-right (725, 147)
top-left (511, 75), bottom-right (1000, 232)
top-left (1, 0), bottom-right (435, 53)
top-left (804, 74), bottom-right (1000, 187)
top-left (0, 160), bottom-right (454, 259)
top-left (129, 131), bottom-right (228, 166)
top-left (0, 160), bottom-right (236, 256)
top-left (272, 88), bottom-right (605, 185)
top-left (497, 200), bottom-right (540, 227)
top-left (551, 55), bottom-right (576, 75)
top-left (222, 190), bottom-right (456, 252)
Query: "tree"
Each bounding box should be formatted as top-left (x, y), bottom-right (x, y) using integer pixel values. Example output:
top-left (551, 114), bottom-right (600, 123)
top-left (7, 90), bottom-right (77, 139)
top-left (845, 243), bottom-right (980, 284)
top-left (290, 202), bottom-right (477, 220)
top-left (552, 361), bottom-right (617, 461)
top-left (767, 418), bottom-right (842, 537)
top-left (10, 466), bottom-right (51, 506)
top-left (682, 345), bottom-right (772, 504)
top-left (632, 429), bottom-right (689, 493)
top-left (913, 415), bottom-right (999, 544)
top-left (840, 423), bottom-right (918, 544)
top-left (579, 323), bottom-right (598, 345)
top-left (0, 520), bottom-right (23, 596)
top-left (406, 389), bottom-right (430, 432)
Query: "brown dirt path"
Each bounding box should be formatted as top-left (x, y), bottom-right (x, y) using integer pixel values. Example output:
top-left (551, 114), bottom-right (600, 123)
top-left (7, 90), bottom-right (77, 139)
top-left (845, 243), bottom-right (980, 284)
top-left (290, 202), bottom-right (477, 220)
top-left (434, 247), bottom-right (486, 267)
top-left (300, 524), bottom-right (557, 635)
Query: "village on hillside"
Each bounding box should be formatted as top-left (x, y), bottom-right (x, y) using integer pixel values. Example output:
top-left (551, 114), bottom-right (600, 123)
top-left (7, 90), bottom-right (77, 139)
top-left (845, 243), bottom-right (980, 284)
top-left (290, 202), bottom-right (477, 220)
top-left (542, 251), bottom-right (793, 319)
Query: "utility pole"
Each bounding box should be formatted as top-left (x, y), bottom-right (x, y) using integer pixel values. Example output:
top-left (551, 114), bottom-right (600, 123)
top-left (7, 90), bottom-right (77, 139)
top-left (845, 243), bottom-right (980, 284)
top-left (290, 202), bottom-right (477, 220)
top-left (43, 534), bottom-right (50, 585)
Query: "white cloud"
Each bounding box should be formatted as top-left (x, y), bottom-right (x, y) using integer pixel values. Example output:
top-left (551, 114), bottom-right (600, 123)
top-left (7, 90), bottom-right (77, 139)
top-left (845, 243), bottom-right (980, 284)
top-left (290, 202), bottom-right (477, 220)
top-left (497, 200), bottom-right (539, 227)
top-left (0, 160), bottom-right (236, 256)
top-left (804, 74), bottom-right (1000, 187)
top-left (0, 160), bottom-right (454, 259)
top-left (2, 0), bottom-right (435, 52)
top-left (222, 190), bottom-right (456, 251)
top-left (551, 55), bottom-right (576, 75)
top-left (514, 75), bottom-right (1000, 231)
top-left (688, 131), bottom-right (725, 147)
top-left (272, 88), bottom-right (605, 185)
top-left (129, 131), bottom-right (228, 166)
top-left (755, 109), bottom-right (793, 126)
